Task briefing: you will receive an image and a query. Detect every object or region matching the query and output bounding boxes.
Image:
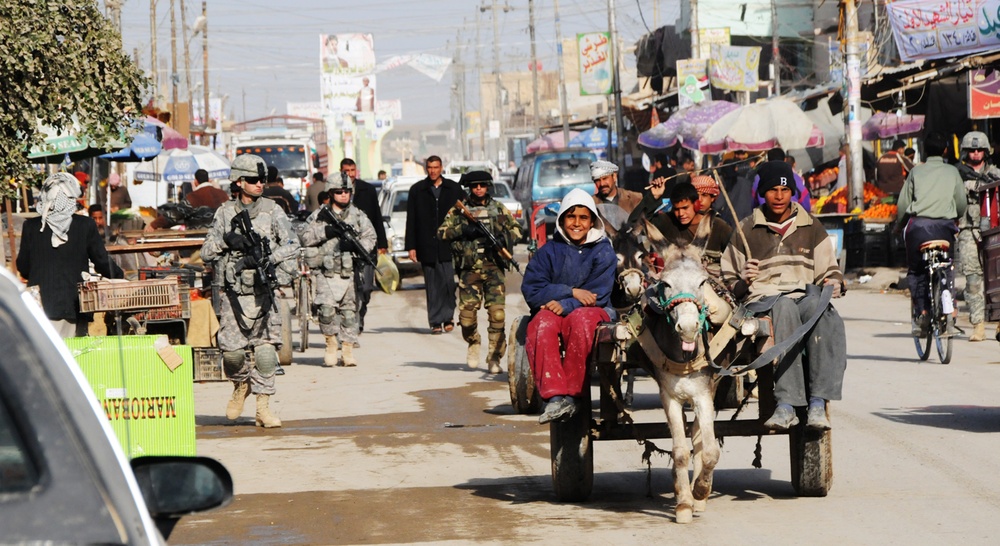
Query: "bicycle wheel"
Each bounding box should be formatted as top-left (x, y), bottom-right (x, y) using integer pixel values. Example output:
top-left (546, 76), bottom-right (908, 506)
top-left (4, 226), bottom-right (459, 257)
top-left (297, 275), bottom-right (310, 352)
top-left (912, 303), bottom-right (932, 362)
top-left (929, 269), bottom-right (953, 365)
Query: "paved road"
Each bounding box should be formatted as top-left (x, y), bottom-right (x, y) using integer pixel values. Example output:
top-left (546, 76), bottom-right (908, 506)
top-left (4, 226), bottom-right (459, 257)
top-left (170, 271), bottom-right (1000, 545)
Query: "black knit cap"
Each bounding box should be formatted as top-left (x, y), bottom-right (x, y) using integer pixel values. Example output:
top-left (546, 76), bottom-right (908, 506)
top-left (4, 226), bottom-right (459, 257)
top-left (756, 160), bottom-right (798, 197)
top-left (459, 170), bottom-right (493, 187)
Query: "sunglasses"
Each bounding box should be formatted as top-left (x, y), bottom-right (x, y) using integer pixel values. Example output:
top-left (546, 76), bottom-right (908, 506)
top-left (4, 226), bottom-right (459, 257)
top-left (331, 189), bottom-right (352, 195)
top-left (469, 182), bottom-right (490, 188)
top-left (242, 177), bottom-right (263, 185)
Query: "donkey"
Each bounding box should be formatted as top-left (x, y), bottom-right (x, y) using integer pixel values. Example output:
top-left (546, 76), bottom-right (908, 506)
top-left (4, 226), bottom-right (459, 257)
top-left (637, 242), bottom-right (725, 524)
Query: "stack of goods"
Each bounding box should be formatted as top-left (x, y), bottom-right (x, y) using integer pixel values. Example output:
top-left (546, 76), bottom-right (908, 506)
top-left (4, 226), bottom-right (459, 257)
top-left (806, 166), bottom-right (839, 192)
top-left (814, 183), bottom-right (896, 220)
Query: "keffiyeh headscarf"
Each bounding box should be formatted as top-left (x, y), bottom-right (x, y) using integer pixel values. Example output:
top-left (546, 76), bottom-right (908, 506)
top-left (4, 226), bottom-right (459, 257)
top-left (38, 172), bottom-right (81, 248)
top-left (589, 160), bottom-right (618, 180)
top-left (691, 175), bottom-right (719, 196)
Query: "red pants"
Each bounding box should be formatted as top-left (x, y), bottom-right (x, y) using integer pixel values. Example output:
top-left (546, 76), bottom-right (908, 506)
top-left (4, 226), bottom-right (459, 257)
top-left (526, 307), bottom-right (609, 399)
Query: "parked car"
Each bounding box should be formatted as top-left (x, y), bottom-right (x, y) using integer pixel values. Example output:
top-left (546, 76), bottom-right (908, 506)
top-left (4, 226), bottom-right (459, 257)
top-left (511, 148), bottom-right (597, 239)
top-left (490, 180), bottom-right (525, 234)
top-left (379, 176), bottom-right (422, 271)
top-left (445, 160), bottom-right (500, 181)
top-left (0, 267), bottom-right (233, 544)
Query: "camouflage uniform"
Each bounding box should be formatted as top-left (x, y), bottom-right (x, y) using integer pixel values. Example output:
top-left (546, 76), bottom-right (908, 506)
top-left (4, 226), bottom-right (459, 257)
top-left (438, 196), bottom-right (522, 369)
top-left (298, 204), bottom-right (376, 345)
top-left (957, 162), bottom-right (1000, 326)
top-left (201, 196), bottom-right (299, 395)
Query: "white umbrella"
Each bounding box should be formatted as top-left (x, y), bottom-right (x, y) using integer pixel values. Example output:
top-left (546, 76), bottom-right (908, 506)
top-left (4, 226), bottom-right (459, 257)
top-left (133, 145), bottom-right (230, 185)
top-left (702, 98), bottom-right (818, 152)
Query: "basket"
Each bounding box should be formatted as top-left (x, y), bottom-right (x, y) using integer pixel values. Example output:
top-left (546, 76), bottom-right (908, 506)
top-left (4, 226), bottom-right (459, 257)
top-left (193, 347), bottom-right (226, 382)
top-left (78, 278), bottom-right (180, 313)
top-left (131, 287), bottom-right (192, 321)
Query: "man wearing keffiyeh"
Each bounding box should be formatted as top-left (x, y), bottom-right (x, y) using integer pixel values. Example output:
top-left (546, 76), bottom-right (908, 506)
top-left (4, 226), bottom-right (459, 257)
top-left (17, 173), bottom-right (122, 337)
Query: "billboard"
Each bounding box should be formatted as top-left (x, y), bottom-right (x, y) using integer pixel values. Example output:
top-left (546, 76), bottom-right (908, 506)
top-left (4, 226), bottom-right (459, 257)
top-left (677, 59), bottom-right (709, 108)
top-left (577, 32), bottom-right (612, 96)
top-left (970, 68), bottom-right (1000, 119)
top-left (320, 33), bottom-right (377, 116)
top-left (887, 0), bottom-right (1000, 62)
top-left (709, 45), bottom-right (761, 91)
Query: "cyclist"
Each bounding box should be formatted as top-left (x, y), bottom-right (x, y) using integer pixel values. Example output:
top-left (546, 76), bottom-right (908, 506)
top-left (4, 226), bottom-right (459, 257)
top-left (955, 132), bottom-right (1000, 341)
top-left (895, 133), bottom-right (967, 337)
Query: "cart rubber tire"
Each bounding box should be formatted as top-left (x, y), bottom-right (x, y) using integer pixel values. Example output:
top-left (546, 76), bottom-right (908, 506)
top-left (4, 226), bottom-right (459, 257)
top-left (550, 393), bottom-right (593, 502)
top-left (508, 315), bottom-right (541, 414)
top-left (278, 299), bottom-right (293, 366)
top-left (790, 413), bottom-right (833, 497)
top-left (297, 277), bottom-right (310, 352)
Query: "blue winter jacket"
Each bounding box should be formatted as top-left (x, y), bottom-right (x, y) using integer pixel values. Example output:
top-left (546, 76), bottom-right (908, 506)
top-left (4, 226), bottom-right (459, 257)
top-left (521, 231), bottom-right (617, 319)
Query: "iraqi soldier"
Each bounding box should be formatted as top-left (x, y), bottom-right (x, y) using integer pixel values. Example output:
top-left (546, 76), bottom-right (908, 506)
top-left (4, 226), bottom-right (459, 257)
top-left (437, 171), bottom-right (523, 373)
top-left (956, 131), bottom-right (1000, 341)
top-left (298, 172), bottom-right (376, 367)
top-left (201, 154), bottom-right (300, 428)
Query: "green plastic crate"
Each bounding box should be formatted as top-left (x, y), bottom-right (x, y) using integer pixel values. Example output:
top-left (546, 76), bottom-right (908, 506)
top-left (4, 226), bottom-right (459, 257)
top-left (65, 335), bottom-right (196, 458)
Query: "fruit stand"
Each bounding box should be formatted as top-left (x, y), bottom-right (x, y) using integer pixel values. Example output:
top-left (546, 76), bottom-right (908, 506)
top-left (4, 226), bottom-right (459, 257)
top-left (813, 183), bottom-right (905, 269)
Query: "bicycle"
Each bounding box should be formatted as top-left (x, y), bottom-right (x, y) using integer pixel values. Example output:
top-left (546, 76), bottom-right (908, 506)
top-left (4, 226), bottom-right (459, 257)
top-left (294, 252), bottom-right (313, 352)
top-left (912, 239), bottom-right (954, 364)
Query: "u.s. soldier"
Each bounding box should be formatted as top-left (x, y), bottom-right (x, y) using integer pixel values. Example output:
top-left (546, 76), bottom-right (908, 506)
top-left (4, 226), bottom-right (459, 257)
top-left (437, 171), bottom-right (523, 373)
top-left (201, 154), bottom-right (299, 428)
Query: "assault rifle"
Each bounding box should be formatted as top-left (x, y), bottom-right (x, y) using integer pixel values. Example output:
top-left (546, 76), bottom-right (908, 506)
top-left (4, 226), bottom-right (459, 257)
top-left (231, 208), bottom-right (280, 311)
top-left (454, 200), bottom-right (521, 273)
top-left (318, 206), bottom-right (378, 269)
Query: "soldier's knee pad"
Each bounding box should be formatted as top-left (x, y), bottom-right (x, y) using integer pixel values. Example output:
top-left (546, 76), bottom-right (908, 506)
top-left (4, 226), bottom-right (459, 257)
top-left (253, 344), bottom-right (278, 376)
top-left (318, 304), bottom-right (337, 325)
top-left (341, 308), bottom-right (357, 325)
top-left (222, 350), bottom-right (245, 376)
top-left (459, 308), bottom-right (478, 327)
top-left (487, 305), bottom-right (505, 330)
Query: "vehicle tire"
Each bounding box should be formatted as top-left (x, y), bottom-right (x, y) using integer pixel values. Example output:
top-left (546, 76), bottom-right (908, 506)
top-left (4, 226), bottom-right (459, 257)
top-left (508, 315), bottom-right (541, 414)
top-left (297, 277), bottom-right (310, 352)
top-left (278, 298), bottom-right (293, 366)
top-left (790, 412), bottom-right (833, 497)
top-left (550, 391), bottom-right (593, 502)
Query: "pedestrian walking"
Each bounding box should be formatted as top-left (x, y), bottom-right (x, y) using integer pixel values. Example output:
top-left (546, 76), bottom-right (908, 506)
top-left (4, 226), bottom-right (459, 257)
top-left (438, 171), bottom-right (522, 373)
top-left (200, 154), bottom-right (300, 428)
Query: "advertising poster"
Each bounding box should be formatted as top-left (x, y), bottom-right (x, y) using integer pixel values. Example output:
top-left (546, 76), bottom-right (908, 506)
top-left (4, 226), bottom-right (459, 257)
top-left (709, 45), bottom-right (761, 91)
top-left (676, 59), bottom-right (709, 109)
top-left (577, 32), bottom-right (613, 96)
top-left (887, 0), bottom-right (1000, 62)
top-left (320, 33), bottom-right (377, 116)
top-left (698, 27), bottom-right (731, 60)
top-left (970, 68), bottom-right (1000, 119)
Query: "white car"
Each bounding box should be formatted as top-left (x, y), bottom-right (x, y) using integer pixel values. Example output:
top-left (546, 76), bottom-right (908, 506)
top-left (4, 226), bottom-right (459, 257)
top-left (0, 267), bottom-right (233, 544)
top-left (379, 176), bottom-right (422, 270)
top-left (490, 180), bottom-right (526, 235)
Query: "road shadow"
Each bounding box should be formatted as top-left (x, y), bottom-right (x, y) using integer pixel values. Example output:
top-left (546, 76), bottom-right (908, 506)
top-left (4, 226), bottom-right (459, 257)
top-left (404, 360), bottom-right (475, 372)
top-left (371, 326), bottom-right (436, 335)
top-left (873, 405), bottom-right (1000, 433)
top-left (848, 353), bottom-right (925, 363)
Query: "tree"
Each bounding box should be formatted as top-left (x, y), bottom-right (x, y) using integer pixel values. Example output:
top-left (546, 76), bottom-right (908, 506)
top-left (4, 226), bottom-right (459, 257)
top-left (0, 0), bottom-right (147, 195)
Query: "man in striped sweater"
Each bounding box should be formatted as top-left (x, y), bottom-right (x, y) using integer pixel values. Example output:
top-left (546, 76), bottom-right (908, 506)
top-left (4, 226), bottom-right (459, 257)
top-left (720, 160), bottom-right (847, 431)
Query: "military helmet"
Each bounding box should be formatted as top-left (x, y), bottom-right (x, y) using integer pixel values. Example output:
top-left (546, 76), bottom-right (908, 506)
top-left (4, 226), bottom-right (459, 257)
top-left (329, 171), bottom-right (353, 192)
top-left (229, 153), bottom-right (267, 182)
top-left (458, 170), bottom-right (493, 187)
top-left (960, 131), bottom-right (991, 152)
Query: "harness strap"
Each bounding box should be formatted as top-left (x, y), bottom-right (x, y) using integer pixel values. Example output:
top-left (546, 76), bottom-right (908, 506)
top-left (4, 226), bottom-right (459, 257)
top-left (636, 328), bottom-right (709, 375)
top-left (714, 284), bottom-right (833, 377)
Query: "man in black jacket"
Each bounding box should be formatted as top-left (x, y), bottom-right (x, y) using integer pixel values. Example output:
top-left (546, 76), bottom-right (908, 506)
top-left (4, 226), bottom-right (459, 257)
top-left (405, 155), bottom-right (466, 334)
top-left (340, 158), bottom-right (388, 334)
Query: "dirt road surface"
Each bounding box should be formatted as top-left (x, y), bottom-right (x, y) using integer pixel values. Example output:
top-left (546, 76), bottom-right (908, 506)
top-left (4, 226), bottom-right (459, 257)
top-left (170, 270), bottom-right (1000, 545)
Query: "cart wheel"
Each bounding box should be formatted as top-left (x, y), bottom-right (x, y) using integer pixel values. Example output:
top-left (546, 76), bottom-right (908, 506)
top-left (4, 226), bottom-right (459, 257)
top-left (550, 391), bottom-right (593, 502)
top-left (297, 277), bottom-right (310, 352)
top-left (790, 407), bottom-right (833, 497)
top-left (508, 315), bottom-right (541, 414)
top-left (278, 299), bottom-right (293, 367)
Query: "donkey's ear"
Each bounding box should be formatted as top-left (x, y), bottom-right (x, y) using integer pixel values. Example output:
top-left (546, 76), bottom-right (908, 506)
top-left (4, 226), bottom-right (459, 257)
top-left (605, 220), bottom-right (618, 239)
top-left (643, 218), bottom-right (668, 245)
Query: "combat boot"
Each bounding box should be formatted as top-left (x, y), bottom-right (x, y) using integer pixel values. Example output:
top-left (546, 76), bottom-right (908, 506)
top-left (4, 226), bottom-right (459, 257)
top-left (255, 394), bottom-right (281, 428)
top-left (341, 342), bottom-right (357, 367)
top-left (486, 329), bottom-right (506, 375)
top-left (971, 323), bottom-right (986, 342)
top-left (323, 335), bottom-right (339, 367)
top-left (466, 341), bottom-right (481, 369)
top-left (226, 381), bottom-right (250, 420)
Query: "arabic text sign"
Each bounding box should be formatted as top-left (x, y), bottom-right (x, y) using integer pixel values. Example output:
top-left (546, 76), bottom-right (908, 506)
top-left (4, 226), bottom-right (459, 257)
top-left (320, 33), bottom-right (376, 116)
top-left (887, 0), bottom-right (1000, 62)
top-left (698, 27), bottom-right (731, 60)
top-left (970, 68), bottom-right (1000, 119)
top-left (677, 59), bottom-right (709, 109)
top-left (709, 45), bottom-right (761, 91)
top-left (578, 32), bottom-right (612, 96)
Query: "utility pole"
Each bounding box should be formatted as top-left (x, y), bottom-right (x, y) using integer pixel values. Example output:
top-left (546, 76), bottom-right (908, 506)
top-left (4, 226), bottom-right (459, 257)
top-left (690, 0), bottom-right (700, 60)
top-left (475, 8), bottom-right (486, 160)
top-left (608, 0), bottom-right (625, 166)
top-left (202, 1), bottom-right (210, 142)
top-left (170, 0), bottom-right (178, 121)
top-left (528, 0), bottom-right (541, 139)
top-left (482, 1), bottom-right (511, 165)
top-left (181, 0), bottom-right (192, 136)
top-left (150, 0), bottom-right (158, 105)
top-left (845, 0), bottom-right (864, 211)
top-left (771, 0), bottom-right (781, 96)
top-left (453, 32), bottom-right (469, 160)
top-left (554, 0), bottom-right (571, 145)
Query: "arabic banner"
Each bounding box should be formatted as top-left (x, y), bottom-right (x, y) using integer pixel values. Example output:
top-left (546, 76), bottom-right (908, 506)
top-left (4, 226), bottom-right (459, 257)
top-left (677, 59), bottom-right (709, 109)
top-left (578, 32), bottom-right (612, 96)
top-left (698, 28), bottom-right (731, 61)
top-left (886, 0), bottom-right (1000, 62)
top-left (320, 34), bottom-right (377, 117)
top-left (709, 45), bottom-right (761, 91)
top-left (970, 68), bottom-right (1000, 119)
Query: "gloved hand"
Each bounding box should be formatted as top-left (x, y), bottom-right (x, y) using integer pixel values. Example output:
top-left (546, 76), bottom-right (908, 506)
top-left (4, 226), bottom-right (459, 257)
top-left (325, 224), bottom-right (342, 240)
top-left (462, 223), bottom-right (480, 239)
top-left (741, 258), bottom-right (760, 284)
top-left (223, 231), bottom-right (250, 251)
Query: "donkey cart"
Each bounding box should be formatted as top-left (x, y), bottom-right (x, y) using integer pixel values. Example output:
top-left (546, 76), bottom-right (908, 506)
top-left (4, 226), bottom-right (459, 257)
top-left (507, 312), bottom-right (834, 503)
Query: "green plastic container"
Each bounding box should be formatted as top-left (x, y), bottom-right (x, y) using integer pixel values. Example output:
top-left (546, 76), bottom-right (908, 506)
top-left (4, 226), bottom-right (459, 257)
top-left (65, 335), bottom-right (196, 458)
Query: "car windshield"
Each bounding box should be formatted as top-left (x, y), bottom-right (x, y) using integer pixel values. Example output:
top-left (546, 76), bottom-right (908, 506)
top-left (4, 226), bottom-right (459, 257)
top-left (490, 184), bottom-right (511, 199)
top-left (392, 191), bottom-right (408, 213)
top-left (537, 158), bottom-right (592, 187)
top-left (236, 146), bottom-right (309, 179)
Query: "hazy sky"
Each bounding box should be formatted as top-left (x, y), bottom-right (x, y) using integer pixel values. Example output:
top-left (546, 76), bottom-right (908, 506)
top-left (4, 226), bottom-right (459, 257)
top-left (117, 0), bottom-right (679, 125)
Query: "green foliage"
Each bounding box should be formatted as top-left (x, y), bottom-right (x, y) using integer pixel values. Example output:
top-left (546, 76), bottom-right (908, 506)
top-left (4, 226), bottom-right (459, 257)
top-left (0, 0), bottom-right (147, 195)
